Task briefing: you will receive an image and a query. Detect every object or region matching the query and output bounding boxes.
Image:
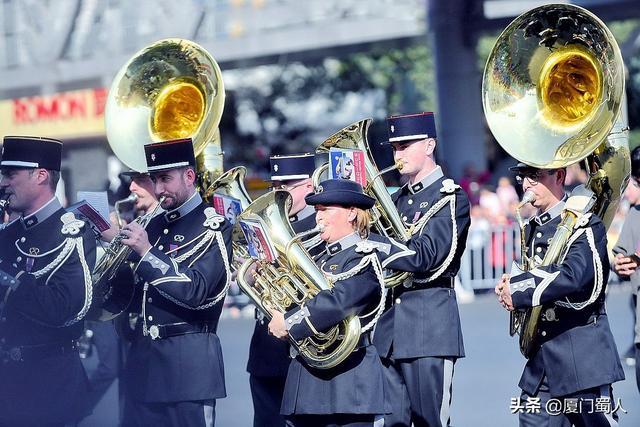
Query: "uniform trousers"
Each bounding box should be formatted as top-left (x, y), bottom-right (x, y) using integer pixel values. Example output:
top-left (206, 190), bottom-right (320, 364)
top-left (250, 374), bottom-right (287, 427)
top-left (285, 414), bottom-right (384, 427)
top-left (519, 377), bottom-right (618, 427)
top-left (381, 356), bottom-right (455, 427)
top-left (121, 399), bottom-right (216, 427)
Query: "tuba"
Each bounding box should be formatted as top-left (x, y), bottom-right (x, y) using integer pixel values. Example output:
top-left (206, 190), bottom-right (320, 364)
top-left (235, 190), bottom-right (361, 369)
top-left (483, 4), bottom-right (630, 357)
top-left (89, 38), bottom-right (226, 320)
top-left (314, 119), bottom-right (411, 288)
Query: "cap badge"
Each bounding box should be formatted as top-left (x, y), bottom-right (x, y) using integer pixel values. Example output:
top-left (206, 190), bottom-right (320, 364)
top-left (151, 154), bottom-right (156, 161)
top-left (390, 125), bottom-right (395, 133)
top-left (274, 164), bottom-right (279, 172)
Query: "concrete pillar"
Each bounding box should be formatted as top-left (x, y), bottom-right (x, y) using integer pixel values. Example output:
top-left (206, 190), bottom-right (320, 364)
top-left (428, 0), bottom-right (486, 179)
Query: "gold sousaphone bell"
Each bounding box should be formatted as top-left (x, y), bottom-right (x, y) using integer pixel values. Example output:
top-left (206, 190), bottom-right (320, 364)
top-left (105, 38), bottom-right (225, 177)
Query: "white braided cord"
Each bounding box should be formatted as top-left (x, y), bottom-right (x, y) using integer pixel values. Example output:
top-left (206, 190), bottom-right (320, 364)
top-left (63, 237), bottom-right (93, 325)
top-left (323, 253), bottom-right (387, 333)
top-left (19, 236), bottom-right (93, 327)
top-left (154, 230), bottom-right (231, 310)
top-left (15, 239), bottom-right (66, 258)
top-left (31, 239), bottom-right (75, 279)
top-left (412, 194), bottom-right (458, 284)
top-left (555, 227), bottom-right (604, 310)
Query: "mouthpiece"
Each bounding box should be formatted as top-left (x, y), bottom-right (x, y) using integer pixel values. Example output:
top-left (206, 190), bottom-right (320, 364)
top-left (521, 191), bottom-right (536, 206)
top-left (125, 193), bottom-right (139, 203)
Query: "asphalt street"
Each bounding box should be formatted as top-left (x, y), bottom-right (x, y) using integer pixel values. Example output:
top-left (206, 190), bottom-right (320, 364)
top-left (80, 284), bottom-right (640, 426)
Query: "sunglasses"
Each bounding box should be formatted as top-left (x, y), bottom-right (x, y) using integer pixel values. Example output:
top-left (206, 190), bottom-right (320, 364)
top-left (515, 170), bottom-right (556, 185)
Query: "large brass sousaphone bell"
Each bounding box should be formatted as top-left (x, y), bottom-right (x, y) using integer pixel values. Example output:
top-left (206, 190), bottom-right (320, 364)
top-left (483, 4), bottom-right (630, 357)
top-left (105, 38), bottom-right (225, 175)
top-left (483, 4), bottom-right (625, 172)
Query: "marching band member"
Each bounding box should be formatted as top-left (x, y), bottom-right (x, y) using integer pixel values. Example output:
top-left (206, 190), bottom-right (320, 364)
top-left (495, 163), bottom-right (625, 426)
top-left (268, 179), bottom-right (388, 427)
top-left (373, 112), bottom-right (471, 427)
top-left (79, 168), bottom-right (161, 422)
top-left (0, 136), bottom-right (97, 426)
top-left (247, 153), bottom-right (318, 427)
top-left (118, 138), bottom-right (232, 427)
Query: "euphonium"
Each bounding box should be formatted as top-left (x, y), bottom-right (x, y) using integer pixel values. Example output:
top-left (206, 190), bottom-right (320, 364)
top-left (234, 190), bottom-right (361, 369)
top-left (314, 119), bottom-right (411, 288)
top-left (88, 197), bottom-right (165, 321)
top-left (482, 4), bottom-right (630, 357)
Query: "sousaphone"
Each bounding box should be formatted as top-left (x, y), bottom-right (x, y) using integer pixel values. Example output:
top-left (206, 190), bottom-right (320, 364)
top-left (482, 4), bottom-right (630, 357)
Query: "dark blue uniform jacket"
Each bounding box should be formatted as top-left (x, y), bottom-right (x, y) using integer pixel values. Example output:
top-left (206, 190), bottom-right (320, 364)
top-left (123, 192), bottom-right (233, 403)
top-left (0, 197), bottom-right (96, 424)
top-left (373, 167), bottom-right (470, 359)
top-left (280, 233), bottom-right (388, 415)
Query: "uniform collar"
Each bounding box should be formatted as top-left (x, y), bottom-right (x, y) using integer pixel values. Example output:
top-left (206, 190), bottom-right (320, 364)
top-left (290, 204), bottom-right (315, 223)
top-left (164, 191), bottom-right (201, 223)
top-left (408, 166), bottom-right (443, 194)
top-left (325, 232), bottom-right (363, 257)
top-left (21, 196), bottom-right (61, 229)
top-left (533, 197), bottom-right (565, 226)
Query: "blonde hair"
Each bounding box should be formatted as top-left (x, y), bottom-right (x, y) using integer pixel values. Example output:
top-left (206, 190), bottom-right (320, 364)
top-left (351, 208), bottom-right (372, 238)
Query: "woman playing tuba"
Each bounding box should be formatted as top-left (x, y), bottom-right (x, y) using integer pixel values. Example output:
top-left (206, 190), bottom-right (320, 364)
top-left (267, 179), bottom-right (388, 427)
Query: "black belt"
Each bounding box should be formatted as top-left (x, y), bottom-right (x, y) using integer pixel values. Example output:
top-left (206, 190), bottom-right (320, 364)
top-left (1, 341), bottom-right (77, 364)
top-left (406, 276), bottom-right (454, 290)
top-left (147, 321), bottom-right (216, 340)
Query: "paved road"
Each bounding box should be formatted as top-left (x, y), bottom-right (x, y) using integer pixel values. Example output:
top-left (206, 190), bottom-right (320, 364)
top-left (81, 284), bottom-right (640, 426)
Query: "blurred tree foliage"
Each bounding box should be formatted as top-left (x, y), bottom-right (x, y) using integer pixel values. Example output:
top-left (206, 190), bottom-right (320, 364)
top-left (331, 43), bottom-right (436, 114)
top-left (224, 42), bottom-right (435, 169)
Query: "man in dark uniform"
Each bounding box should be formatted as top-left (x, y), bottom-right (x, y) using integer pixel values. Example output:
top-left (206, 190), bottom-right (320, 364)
top-left (372, 112), bottom-right (471, 427)
top-left (247, 153), bottom-right (318, 427)
top-left (268, 178), bottom-right (389, 427)
top-left (0, 136), bottom-right (97, 426)
top-left (496, 163), bottom-right (625, 426)
top-left (118, 138), bottom-right (232, 427)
